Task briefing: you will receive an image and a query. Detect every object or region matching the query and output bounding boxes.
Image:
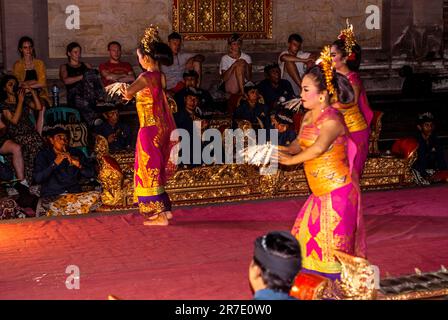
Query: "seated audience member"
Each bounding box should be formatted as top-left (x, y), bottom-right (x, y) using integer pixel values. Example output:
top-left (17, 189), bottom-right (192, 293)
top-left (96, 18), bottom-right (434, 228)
top-left (412, 112), bottom-right (447, 184)
top-left (0, 115), bottom-right (37, 210)
top-left (94, 103), bottom-right (132, 153)
top-left (278, 34), bottom-right (315, 96)
top-left (33, 127), bottom-right (100, 217)
top-left (233, 83), bottom-right (270, 130)
top-left (60, 42), bottom-right (104, 127)
top-left (257, 63), bottom-right (295, 110)
top-left (249, 231), bottom-right (302, 300)
top-left (173, 89), bottom-right (207, 167)
top-left (174, 88), bottom-right (205, 131)
top-left (0, 75), bottom-right (44, 186)
top-left (99, 41), bottom-right (136, 88)
top-left (272, 109), bottom-right (297, 147)
top-left (174, 70), bottom-right (214, 114)
top-left (220, 33), bottom-right (252, 95)
top-left (13, 36), bottom-right (51, 107)
top-left (162, 32), bottom-right (205, 94)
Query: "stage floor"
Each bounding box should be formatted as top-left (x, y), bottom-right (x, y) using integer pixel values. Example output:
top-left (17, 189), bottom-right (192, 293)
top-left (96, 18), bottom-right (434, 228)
top-left (1, 186), bottom-right (447, 300)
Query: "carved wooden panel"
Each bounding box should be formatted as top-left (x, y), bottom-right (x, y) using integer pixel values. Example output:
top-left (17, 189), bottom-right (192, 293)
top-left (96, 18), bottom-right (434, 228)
top-left (173, 0), bottom-right (273, 40)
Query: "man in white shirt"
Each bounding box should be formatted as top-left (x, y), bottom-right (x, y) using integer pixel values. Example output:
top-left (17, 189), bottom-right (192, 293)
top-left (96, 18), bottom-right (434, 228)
top-left (161, 32), bottom-right (205, 94)
top-left (278, 34), bottom-right (315, 96)
top-left (219, 33), bottom-right (252, 95)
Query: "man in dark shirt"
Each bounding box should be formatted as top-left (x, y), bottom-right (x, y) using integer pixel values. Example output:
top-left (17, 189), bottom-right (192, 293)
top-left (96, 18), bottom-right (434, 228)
top-left (257, 63), bottom-right (295, 111)
top-left (174, 70), bottom-right (214, 115)
top-left (233, 83), bottom-right (270, 130)
top-left (173, 88), bottom-right (209, 167)
top-left (249, 231), bottom-right (302, 300)
top-left (272, 108), bottom-right (297, 147)
top-left (33, 127), bottom-right (100, 216)
top-left (94, 103), bottom-right (132, 152)
top-left (413, 112), bottom-right (447, 183)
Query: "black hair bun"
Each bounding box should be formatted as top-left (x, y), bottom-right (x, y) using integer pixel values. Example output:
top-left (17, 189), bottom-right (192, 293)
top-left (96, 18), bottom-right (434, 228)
top-left (152, 42), bottom-right (173, 66)
top-left (333, 72), bottom-right (355, 104)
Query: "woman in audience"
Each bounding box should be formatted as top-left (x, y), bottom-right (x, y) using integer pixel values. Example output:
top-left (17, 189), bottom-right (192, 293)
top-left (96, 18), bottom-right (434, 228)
top-left (60, 42), bottom-right (104, 127)
top-left (277, 47), bottom-right (365, 281)
top-left (219, 33), bottom-right (252, 95)
top-left (0, 75), bottom-right (44, 185)
top-left (13, 36), bottom-right (50, 107)
top-left (331, 22), bottom-right (373, 180)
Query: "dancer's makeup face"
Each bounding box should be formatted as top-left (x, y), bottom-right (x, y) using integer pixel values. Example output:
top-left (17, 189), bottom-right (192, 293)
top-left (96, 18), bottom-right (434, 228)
top-left (330, 45), bottom-right (346, 70)
top-left (301, 75), bottom-right (324, 110)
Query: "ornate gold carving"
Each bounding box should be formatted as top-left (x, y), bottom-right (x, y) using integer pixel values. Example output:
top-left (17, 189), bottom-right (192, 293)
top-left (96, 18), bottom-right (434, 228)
top-left (179, 0), bottom-right (196, 33)
top-left (198, 0), bottom-right (213, 32)
top-left (331, 250), bottom-right (377, 300)
top-left (173, 0), bottom-right (273, 40)
top-left (94, 135), bottom-right (130, 208)
top-left (248, 0), bottom-right (265, 32)
top-left (379, 289), bottom-right (448, 300)
top-left (95, 111), bottom-right (415, 211)
top-left (96, 151), bottom-right (414, 212)
top-left (215, 0), bottom-right (231, 32)
top-left (369, 112), bottom-right (384, 155)
top-left (231, 0), bottom-right (248, 31)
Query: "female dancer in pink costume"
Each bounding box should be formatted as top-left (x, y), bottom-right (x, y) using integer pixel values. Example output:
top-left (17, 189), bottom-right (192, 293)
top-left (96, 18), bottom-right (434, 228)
top-left (278, 47), bottom-right (366, 281)
top-left (331, 23), bottom-right (373, 180)
top-left (121, 26), bottom-right (177, 226)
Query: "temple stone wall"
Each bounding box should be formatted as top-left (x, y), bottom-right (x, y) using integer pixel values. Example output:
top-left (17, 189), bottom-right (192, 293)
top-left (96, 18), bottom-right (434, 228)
top-left (47, 0), bottom-right (172, 58)
top-left (44, 0), bottom-right (382, 57)
top-left (0, 2), bottom-right (3, 68)
top-left (1, 0), bottom-right (35, 70)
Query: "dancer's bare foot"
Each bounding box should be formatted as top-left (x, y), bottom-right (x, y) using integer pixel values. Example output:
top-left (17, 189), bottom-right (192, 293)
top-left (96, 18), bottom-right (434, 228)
top-left (165, 211), bottom-right (173, 220)
top-left (143, 213), bottom-right (169, 226)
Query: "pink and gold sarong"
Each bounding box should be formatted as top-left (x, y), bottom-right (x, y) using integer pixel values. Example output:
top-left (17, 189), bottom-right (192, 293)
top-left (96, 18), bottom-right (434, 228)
top-left (134, 71), bottom-right (177, 219)
top-left (333, 71), bottom-right (373, 180)
top-left (292, 107), bottom-right (366, 279)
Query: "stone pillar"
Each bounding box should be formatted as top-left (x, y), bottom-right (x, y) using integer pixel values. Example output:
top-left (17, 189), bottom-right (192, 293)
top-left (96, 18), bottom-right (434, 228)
top-left (444, 0), bottom-right (448, 58)
top-left (1, 0), bottom-right (35, 71)
top-left (0, 1), bottom-right (4, 69)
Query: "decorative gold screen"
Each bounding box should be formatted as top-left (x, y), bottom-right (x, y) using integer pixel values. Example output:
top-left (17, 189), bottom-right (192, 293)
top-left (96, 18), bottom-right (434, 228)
top-left (173, 0), bottom-right (273, 40)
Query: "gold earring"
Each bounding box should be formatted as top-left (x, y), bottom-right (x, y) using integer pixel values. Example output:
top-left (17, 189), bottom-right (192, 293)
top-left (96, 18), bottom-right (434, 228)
top-left (319, 96), bottom-right (325, 103)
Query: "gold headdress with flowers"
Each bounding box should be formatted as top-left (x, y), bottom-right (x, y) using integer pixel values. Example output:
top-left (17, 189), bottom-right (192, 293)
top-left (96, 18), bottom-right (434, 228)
top-left (315, 45), bottom-right (336, 96)
top-left (141, 24), bottom-right (161, 54)
top-left (338, 19), bottom-right (357, 61)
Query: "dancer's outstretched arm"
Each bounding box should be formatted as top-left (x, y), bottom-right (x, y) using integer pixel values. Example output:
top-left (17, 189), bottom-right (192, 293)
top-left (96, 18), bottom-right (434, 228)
top-left (121, 74), bottom-right (148, 100)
